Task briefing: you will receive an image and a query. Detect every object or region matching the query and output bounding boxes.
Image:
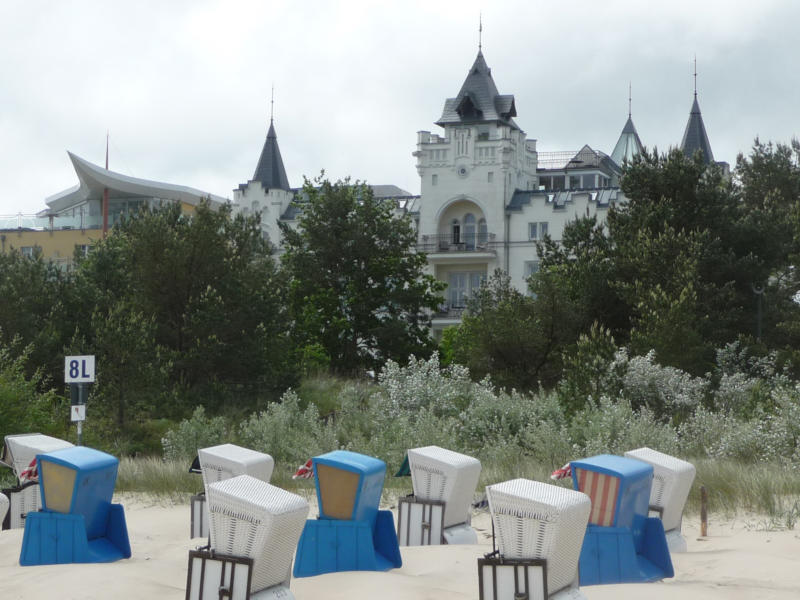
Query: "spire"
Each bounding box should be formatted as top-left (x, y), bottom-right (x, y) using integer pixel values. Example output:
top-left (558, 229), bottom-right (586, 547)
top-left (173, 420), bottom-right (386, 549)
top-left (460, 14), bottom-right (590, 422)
top-left (611, 82), bottom-right (644, 166)
top-left (680, 60), bottom-right (715, 165)
top-left (252, 95), bottom-right (291, 191)
top-left (478, 13), bottom-right (482, 51)
top-left (628, 81), bottom-right (632, 118)
top-left (436, 49), bottom-right (518, 128)
top-left (611, 84), bottom-right (643, 167)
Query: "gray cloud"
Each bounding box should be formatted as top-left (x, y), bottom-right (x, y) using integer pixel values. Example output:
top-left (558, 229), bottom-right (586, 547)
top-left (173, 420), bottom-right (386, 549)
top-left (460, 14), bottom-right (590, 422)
top-left (2, 0), bottom-right (798, 215)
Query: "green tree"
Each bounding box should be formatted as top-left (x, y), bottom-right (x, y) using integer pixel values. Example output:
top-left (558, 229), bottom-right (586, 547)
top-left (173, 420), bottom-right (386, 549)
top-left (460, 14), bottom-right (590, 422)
top-left (280, 176), bottom-right (444, 374)
top-left (0, 341), bottom-right (66, 442)
top-left (0, 249), bottom-right (76, 385)
top-left (735, 139), bottom-right (800, 351)
top-left (75, 202), bottom-right (297, 415)
top-left (449, 270), bottom-right (579, 390)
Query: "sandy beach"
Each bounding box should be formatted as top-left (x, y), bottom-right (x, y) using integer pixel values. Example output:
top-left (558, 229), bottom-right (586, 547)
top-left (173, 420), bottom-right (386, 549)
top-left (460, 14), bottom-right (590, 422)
top-left (1, 494), bottom-right (798, 600)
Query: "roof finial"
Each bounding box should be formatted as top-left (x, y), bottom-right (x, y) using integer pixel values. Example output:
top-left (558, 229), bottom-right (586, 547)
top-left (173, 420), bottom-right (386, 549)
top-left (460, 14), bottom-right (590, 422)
top-left (270, 84), bottom-right (275, 123)
top-left (628, 82), bottom-right (632, 119)
top-left (478, 13), bottom-right (482, 51)
top-left (693, 55), bottom-right (697, 98)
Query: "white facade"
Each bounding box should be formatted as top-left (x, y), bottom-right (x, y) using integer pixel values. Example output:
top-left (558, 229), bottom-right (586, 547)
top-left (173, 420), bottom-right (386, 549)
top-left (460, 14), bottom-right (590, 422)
top-left (231, 51), bottom-right (648, 337)
top-left (412, 51), bottom-right (631, 335)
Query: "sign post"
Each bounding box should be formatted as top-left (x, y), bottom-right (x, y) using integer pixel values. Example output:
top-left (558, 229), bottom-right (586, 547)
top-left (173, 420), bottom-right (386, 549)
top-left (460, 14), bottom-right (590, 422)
top-left (65, 355), bottom-right (95, 446)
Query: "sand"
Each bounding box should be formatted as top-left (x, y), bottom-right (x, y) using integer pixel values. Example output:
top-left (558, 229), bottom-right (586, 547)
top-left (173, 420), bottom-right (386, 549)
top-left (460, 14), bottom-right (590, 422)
top-left (1, 494), bottom-right (799, 600)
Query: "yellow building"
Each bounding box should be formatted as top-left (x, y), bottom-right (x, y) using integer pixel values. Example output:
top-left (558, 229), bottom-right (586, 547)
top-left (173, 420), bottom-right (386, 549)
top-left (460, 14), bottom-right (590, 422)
top-left (1, 152), bottom-right (228, 268)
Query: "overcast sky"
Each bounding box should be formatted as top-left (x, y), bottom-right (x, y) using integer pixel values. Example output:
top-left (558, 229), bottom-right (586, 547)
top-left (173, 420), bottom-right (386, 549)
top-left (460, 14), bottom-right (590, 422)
top-left (1, 0), bottom-right (798, 216)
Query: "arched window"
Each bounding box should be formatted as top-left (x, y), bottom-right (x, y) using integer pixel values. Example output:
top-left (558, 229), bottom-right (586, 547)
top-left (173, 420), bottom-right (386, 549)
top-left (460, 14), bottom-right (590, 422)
top-left (464, 213), bottom-right (476, 250)
top-left (478, 218), bottom-right (488, 247)
top-left (451, 218), bottom-right (461, 245)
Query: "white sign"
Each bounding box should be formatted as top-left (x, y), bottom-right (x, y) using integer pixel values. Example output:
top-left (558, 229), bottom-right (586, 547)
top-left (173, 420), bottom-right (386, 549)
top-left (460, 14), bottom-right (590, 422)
top-left (64, 355), bottom-right (96, 383)
top-left (71, 405), bottom-right (86, 422)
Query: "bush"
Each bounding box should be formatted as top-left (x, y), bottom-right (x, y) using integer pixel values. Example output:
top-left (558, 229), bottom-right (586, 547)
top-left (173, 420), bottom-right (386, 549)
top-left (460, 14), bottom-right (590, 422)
top-left (570, 396), bottom-right (679, 457)
top-left (161, 406), bottom-right (229, 461)
top-left (238, 390), bottom-right (337, 471)
top-left (0, 341), bottom-right (66, 441)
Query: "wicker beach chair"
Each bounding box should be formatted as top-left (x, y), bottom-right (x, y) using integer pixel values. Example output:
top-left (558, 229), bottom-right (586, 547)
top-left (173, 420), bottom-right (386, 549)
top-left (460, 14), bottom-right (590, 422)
top-left (398, 445), bottom-right (481, 545)
top-left (201, 475), bottom-right (309, 599)
top-left (198, 444), bottom-right (274, 488)
top-left (193, 444), bottom-right (274, 540)
top-left (624, 447), bottom-right (696, 552)
top-left (0, 493), bottom-right (8, 527)
top-left (1, 433), bottom-right (73, 529)
top-left (482, 478), bottom-right (591, 599)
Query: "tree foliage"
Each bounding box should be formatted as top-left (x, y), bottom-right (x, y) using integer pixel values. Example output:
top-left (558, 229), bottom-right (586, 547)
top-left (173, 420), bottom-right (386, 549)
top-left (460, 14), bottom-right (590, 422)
top-left (280, 176), bottom-right (444, 374)
top-left (535, 146), bottom-right (800, 376)
top-left (449, 269), bottom-right (580, 390)
top-left (75, 202), bottom-right (298, 414)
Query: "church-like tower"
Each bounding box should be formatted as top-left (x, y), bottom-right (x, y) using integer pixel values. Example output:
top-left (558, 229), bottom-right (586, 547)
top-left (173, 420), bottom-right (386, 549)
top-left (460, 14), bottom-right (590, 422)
top-left (611, 85), bottom-right (644, 168)
top-left (233, 110), bottom-right (295, 247)
top-left (414, 48), bottom-right (537, 331)
top-left (680, 61), bottom-right (715, 165)
top-left (680, 94), bottom-right (715, 165)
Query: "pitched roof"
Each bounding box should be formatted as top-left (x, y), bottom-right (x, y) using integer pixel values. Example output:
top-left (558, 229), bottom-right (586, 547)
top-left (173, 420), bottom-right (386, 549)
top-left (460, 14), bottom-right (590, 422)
top-left (680, 96), bottom-right (714, 164)
top-left (252, 120), bottom-right (291, 191)
top-left (610, 116), bottom-right (644, 167)
top-left (436, 51), bottom-right (518, 129)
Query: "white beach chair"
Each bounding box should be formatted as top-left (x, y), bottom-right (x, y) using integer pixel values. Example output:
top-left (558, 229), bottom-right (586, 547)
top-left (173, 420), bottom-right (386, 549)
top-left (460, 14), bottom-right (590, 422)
top-left (198, 443), bottom-right (274, 488)
top-left (193, 444), bottom-right (274, 540)
top-left (198, 475), bottom-right (309, 600)
top-left (482, 478), bottom-right (591, 600)
top-left (400, 445), bottom-right (481, 545)
top-left (0, 493), bottom-right (8, 526)
top-left (624, 447), bottom-right (696, 552)
top-left (0, 433), bottom-right (73, 529)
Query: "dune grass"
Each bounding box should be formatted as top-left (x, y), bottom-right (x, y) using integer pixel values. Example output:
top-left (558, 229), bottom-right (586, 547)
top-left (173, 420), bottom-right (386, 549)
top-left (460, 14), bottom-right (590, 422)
top-left (113, 456), bottom-right (800, 530)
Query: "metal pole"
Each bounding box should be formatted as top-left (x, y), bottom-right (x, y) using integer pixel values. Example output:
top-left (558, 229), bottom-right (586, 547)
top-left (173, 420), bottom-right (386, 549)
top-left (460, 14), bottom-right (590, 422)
top-left (752, 284), bottom-right (764, 342)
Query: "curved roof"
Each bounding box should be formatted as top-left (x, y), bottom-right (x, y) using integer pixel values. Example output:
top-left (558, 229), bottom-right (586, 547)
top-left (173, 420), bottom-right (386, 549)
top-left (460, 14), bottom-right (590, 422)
top-left (41, 152), bottom-right (228, 216)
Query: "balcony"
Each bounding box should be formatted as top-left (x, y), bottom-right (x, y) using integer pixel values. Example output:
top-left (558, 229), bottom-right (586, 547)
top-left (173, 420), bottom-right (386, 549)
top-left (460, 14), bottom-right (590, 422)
top-left (417, 233), bottom-right (496, 254)
top-left (435, 304), bottom-right (466, 319)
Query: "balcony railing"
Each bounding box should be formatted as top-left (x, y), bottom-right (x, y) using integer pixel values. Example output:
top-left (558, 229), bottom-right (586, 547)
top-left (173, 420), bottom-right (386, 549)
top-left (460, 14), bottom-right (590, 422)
top-left (0, 212), bottom-right (101, 231)
top-left (434, 304), bottom-right (466, 319)
top-left (417, 233), bottom-right (496, 254)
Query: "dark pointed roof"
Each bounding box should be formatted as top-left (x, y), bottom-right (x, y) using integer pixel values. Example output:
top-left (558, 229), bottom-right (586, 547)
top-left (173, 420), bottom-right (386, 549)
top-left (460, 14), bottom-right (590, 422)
top-left (436, 51), bottom-right (518, 129)
top-left (252, 120), bottom-right (290, 191)
top-left (611, 116), bottom-right (644, 167)
top-left (680, 96), bottom-right (714, 164)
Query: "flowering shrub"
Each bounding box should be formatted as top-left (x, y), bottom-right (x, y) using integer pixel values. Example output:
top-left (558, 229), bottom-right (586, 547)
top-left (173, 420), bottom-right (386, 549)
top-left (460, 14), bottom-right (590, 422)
top-left (161, 406), bottom-right (228, 460)
top-left (238, 390), bottom-right (336, 468)
top-left (616, 349), bottom-right (707, 422)
top-left (570, 396), bottom-right (679, 457)
top-left (161, 343), bottom-right (800, 471)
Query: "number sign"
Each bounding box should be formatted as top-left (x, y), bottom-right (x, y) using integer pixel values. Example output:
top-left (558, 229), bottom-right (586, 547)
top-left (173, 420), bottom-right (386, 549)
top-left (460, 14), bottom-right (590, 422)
top-left (64, 355), bottom-right (96, 383)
